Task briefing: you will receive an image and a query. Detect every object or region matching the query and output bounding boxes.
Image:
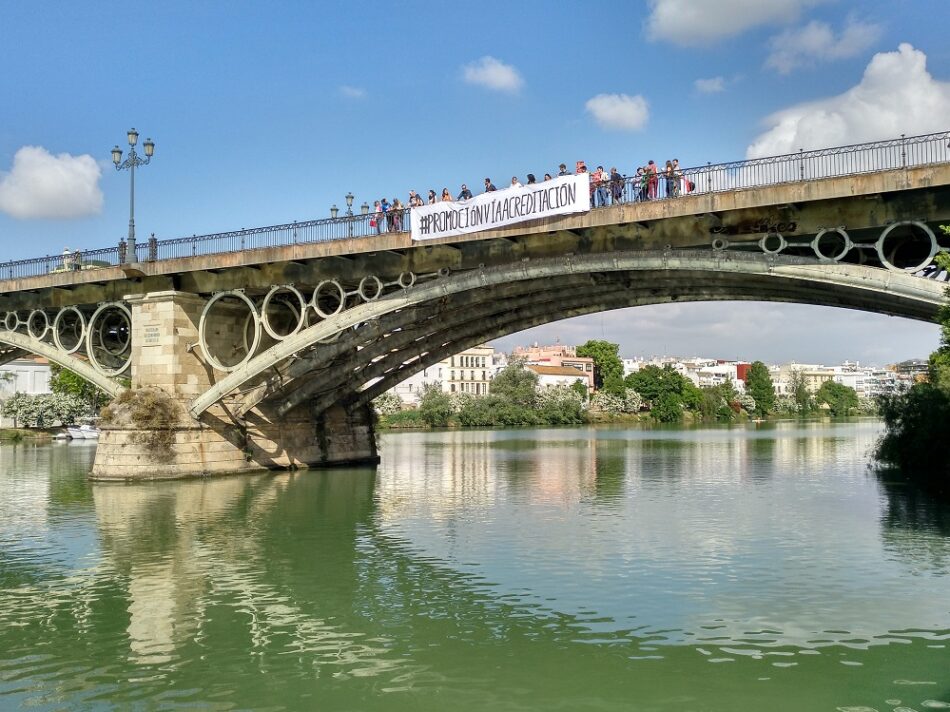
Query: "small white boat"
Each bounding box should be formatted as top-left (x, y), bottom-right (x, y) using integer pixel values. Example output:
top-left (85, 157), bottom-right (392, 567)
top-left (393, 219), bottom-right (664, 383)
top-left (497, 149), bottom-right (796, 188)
top-left (66, 424), bottom-right (100, 440)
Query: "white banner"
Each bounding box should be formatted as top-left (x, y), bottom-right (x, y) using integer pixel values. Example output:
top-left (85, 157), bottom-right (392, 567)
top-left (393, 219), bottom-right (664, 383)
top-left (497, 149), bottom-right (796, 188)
top-left (410, 174), bottom-right (590, 241)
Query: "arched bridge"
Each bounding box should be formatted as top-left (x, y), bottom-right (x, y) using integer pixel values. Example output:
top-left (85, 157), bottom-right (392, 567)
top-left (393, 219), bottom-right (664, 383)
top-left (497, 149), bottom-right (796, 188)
top-left (0, 131), bottom-right (948, 479)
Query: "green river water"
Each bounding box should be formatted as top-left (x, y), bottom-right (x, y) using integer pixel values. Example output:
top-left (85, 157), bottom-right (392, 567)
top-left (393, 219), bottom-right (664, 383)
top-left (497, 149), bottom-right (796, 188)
top-left (0, 420), bottom-right (947, 711)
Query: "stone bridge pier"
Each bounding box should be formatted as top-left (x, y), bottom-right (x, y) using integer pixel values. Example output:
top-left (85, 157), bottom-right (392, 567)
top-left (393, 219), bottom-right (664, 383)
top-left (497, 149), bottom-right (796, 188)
top-left (91, 291), bottom-right (378, 480)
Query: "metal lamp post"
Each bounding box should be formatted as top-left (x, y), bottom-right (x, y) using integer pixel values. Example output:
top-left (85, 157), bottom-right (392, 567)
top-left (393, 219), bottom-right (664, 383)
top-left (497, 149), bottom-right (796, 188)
top-left (112, 128), bottom-right (155, 262)
top-left (345, 192), bottom-right (355, 236)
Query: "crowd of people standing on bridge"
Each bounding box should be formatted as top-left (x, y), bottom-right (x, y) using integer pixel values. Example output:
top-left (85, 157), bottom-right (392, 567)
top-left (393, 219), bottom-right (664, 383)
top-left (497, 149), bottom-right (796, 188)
top-left (367, 156), bottom-right (697, 234)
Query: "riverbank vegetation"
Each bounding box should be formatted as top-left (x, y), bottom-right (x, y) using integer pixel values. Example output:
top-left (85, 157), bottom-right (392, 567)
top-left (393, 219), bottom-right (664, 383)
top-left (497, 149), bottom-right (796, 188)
top-left (0, 365), bottom-right (109, 431)
top-left (376, 352), bottom-right (868, 430)
top-left (874, 242), bottom-right (950, 494)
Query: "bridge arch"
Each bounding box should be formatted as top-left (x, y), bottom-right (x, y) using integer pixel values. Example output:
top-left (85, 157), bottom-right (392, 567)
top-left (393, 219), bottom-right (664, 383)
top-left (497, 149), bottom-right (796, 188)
top-left (0, 329), bottom-right (124, 398)
top-left (188, 250), bottom-right (946, 419)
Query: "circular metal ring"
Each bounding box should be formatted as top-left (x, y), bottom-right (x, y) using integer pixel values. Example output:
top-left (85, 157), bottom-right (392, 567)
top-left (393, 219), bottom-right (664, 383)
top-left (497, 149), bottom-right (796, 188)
top-left (875, 220), bottom-right (937, 272)
top-left (398, 271), bottom-right (416, 289)
top-left (52, 306), bottom-right (87, 354)
top-left (358, 275), bottom-right (383, 302)
top-left (261, 285), bottom-right (306, 341)
top-left (85, 302), bottom-right (132, 376)
top-left (198, 291), bottom-right (262, 373)
top-left (312, 280), bottom-right (346, 319)
top-left (811, 227), bottom-right (852, 262)
top-left (437, 267), bottom-right (450, 278)
top-left (758, 232), bottom-right (786, 255)
top-left (711, 237), bottom-right (729, 251)
top-left (4, 311), bottom-right (20, 331)
top-left (27, 310), bottom-right (50, 341)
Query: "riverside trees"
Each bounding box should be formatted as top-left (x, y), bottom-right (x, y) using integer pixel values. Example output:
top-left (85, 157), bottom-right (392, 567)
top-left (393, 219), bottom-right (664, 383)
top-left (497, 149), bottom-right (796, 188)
top-left (874, 244), bottom-right (950, 491)
top-left (744, 361), bottom-right (775, 416)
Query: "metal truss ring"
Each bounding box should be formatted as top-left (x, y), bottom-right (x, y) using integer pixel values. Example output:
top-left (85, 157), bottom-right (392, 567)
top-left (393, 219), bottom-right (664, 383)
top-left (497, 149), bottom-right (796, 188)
top-left (358, 275), bottom-right (383, 302)
top-left (3, 311), bottom-right (21, 331)
top-left (261, 285), bottom-right (307, 341)
top-left (711, 237), bottom-right (729, 252)
top-left (86, 302), bottom-right (132, 376)
top-left (875, 220), bottom-right (937, 272)
top-left (398, 271), bottom-right (416, 288)
top-left (52, 306), bottom-right (87, 354)
top-left (812, 227), bottom-right (852, 262)
top-left (198, 290), bottom-right (262, 373)
top-left (312, 280), bottom-right (346, 319)
top-left (27, 310), bottom-right (50, 341)
top-left (758, 232), bottom-right (786, 255)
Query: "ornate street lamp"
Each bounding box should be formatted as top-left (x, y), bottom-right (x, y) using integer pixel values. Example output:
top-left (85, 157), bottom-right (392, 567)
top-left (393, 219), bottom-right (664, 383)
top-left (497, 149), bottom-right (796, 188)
top-left (112, 128), bottom-right (155, 261)
top-left (330, 204), bottom-right (339, 219)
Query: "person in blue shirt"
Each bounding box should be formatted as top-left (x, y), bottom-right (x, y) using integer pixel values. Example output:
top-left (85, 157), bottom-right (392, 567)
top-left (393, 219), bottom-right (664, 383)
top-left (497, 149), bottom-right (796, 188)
top-left (380, 197), bottom-right (391, 233)
top-left (458, 184), bottom-right (473, 200)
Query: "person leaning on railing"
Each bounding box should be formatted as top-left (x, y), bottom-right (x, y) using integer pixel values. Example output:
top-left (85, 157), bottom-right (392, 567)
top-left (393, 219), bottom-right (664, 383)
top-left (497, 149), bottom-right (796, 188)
top-left (609, 167), bottom-right (625, 203)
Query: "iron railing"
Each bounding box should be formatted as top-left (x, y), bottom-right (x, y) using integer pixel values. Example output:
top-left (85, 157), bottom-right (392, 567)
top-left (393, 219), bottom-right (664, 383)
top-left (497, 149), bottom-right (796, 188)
top-left (2, 130), bottom-right (948, 283)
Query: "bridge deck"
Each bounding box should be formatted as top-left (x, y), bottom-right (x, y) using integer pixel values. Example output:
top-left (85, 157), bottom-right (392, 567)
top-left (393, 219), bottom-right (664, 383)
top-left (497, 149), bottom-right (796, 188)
top-left (1, 162), bottom-right (949, 299)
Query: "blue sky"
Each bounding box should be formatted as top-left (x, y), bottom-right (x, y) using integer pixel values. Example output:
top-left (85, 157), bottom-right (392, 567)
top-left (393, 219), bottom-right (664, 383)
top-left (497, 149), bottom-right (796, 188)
top-left (1, 0), bottom-right (949, 364)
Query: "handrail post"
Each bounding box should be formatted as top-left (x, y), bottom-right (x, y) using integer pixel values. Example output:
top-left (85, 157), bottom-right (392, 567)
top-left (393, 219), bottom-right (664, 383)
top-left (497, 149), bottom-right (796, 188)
top-left (901, 134), bottom-right (906, 169)
top-left (799, 148), bottom-right (804, 181)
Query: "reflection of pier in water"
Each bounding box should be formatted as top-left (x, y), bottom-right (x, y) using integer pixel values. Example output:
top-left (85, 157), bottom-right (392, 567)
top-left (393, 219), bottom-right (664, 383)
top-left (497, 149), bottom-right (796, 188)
top-left (92, 470), bottom-right (402, 674)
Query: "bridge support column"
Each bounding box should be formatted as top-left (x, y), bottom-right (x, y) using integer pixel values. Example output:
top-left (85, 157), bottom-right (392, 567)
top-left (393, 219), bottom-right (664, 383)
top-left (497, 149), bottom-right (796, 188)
top-left (91, 291), bottom-right (378, 481)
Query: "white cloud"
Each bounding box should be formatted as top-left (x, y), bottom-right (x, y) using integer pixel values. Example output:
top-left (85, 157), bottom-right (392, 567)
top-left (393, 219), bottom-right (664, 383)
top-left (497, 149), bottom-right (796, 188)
top-left (339, 85), bottom-right (367, 99)
top-left (646, 0), bottom-right (826, 46)
top-left (766, 18), bottom-right (882, 74)
top-left (695, 76), bottom-right (726, 94)
top-left (747, 43), bottom-right (950, 157)
top-left (0, 146), bottom-right (103, 220)
top-left (585, 93), bottom-right (650, 131)
top-left (462, 56), bottom-right (524, 93)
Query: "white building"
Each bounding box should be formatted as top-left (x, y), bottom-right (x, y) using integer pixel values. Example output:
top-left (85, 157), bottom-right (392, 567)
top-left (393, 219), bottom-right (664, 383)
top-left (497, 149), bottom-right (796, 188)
top-left (388, 345), bottom-right (498, 405)
top-left (0, 357), bottom-right (51, 397)
top-left (526, 365), bottom-right (589, 390)
top-left (0, 357), bottom-right (52, 428)
top-left (388, 364), bottom-right (444, 405)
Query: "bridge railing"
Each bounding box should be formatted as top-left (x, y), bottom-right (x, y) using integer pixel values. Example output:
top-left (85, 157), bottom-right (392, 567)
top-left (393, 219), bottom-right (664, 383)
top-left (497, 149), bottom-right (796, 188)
top-left (1, 130), bottom-right (948, 283)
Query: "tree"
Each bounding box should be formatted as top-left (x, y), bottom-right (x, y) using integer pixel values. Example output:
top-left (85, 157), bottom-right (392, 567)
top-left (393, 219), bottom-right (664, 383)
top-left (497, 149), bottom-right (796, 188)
top-left (576, 340), bottom-right (623, 393)
top-left (49, 365), bottom-right (108, 415)
top-left (536, 386), bottom-right (585, 425)
top-left (372, 392), bottom-right (403, 416)
top-left (489, 361), bottom-right (538, 408)
top-left (744, 361), bottom-right (775, 416)
top-left (0, 392), bottom-right (86, 427)
top-left (788, 369), bottom-right (812, 414)
top-left (874, 236), bottom-right (950, 490)
top-left (419, 384), bottom-right (453, 427)
top-left (625, 365), bottom-right (702, 421)
top-left (815, 380), bottom-right (859, 417)
top-left (652, 391), bottom-right (685, 423)
top-left (569, 380), bottom-right (588, 401)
